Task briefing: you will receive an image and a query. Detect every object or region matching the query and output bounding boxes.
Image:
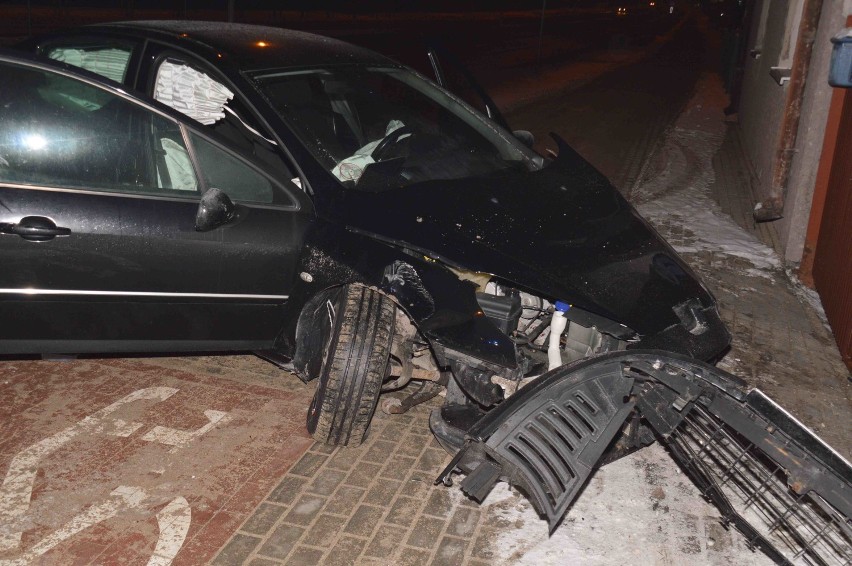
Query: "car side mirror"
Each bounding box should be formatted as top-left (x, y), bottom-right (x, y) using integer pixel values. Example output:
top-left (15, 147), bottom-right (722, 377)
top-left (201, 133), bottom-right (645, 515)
top-left (513, 130), bottom-right (535, 149)
top-left (195, 187), bottom-right (236, 232)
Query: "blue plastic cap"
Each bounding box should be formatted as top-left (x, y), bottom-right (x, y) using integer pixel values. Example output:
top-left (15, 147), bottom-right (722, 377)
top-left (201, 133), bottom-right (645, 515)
top-left (555, 300), bottom-right (571, 312)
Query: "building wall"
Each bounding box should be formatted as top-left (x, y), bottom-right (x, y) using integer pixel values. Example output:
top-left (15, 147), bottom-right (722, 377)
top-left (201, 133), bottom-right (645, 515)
top-left (781, 0), bottom-right (852, 263)
top-left (739, 0), bottom-right (802, 214)
top-left (738, 0), bottom-right (852, 264)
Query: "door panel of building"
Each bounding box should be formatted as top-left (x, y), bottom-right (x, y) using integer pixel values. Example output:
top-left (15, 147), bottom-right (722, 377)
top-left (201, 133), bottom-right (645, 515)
top-left (813, 85), bottom-right (852, 370)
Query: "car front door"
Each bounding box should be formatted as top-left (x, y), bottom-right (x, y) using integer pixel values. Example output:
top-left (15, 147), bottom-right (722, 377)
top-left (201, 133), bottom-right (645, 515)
top-left (0, 54), bottom-right (312, 355)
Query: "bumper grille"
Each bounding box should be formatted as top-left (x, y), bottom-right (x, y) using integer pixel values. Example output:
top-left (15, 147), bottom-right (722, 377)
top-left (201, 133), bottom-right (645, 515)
top-left (668, 406), bottom-right (852, 565)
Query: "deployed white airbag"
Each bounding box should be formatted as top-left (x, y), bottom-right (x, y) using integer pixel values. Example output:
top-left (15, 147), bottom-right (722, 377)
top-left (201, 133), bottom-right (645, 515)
top-left (154, 61), bottom-right (234, 125)
top-left (332, 119), bottom-right (406, 183)
top-left (48, 48), bottom-right (130, 83)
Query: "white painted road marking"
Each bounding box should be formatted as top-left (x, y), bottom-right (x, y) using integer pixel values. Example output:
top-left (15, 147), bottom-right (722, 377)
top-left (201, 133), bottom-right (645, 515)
top-left (0, 387), bottom-right (178, 552)
top-left (147, 496), bottom-right (192, 566)
top-left (0, 485), bottom-right (148, 566)
top-left (0, 385), bottom-right (231, 564)
top-left (142, 409), bottom-right (232, 449)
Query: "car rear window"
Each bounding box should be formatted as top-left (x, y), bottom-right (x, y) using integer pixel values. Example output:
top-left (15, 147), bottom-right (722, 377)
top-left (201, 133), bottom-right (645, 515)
top-left (46, 44), bottom-right (133, 84)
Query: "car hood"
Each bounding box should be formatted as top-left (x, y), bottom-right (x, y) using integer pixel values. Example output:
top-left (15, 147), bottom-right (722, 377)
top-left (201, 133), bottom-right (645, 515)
top-left (326, 145), bottom-right (711, 336)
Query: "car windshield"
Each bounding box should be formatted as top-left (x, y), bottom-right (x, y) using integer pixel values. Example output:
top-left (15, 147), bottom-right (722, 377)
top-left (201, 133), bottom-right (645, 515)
top-left (252, 66), bottom-right (541, 190)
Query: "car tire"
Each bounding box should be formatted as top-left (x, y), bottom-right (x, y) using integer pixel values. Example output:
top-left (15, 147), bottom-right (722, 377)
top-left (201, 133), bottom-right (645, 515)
top-left (307, 285), bottom-right (396, 446)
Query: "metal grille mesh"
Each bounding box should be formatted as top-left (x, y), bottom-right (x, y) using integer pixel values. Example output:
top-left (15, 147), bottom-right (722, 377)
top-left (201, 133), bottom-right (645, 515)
top-left (669, 406), bottom-right (852, 566)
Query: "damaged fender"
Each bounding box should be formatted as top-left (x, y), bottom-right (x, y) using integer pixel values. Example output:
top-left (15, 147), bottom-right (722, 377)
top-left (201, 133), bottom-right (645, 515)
top-left (278, 221), bottom-right (519, 382)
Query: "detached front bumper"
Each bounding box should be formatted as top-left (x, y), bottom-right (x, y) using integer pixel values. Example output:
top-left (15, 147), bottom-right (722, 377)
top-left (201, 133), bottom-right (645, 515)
top-left (436, 351), bottom-right (851, 564)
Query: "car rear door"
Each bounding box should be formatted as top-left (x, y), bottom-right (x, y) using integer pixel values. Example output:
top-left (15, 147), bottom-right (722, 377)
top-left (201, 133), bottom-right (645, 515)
top-left (0, 54), bottom-right (312, 355)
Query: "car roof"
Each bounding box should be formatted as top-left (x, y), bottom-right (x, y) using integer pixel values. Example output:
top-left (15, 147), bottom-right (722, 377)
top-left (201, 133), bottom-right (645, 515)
top-left (85, 21), bottom-right (397, 71)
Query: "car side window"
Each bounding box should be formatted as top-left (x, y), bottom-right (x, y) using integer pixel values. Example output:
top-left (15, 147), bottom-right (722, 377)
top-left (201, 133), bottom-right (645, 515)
top-left (43, 41), bottom-right (135, 84)
top-left (149, 52), bottom-right (296, 182)
top-left (0, 61), bottom-right (199, 197)
top-left (188, 132), bottom-right (277, 205)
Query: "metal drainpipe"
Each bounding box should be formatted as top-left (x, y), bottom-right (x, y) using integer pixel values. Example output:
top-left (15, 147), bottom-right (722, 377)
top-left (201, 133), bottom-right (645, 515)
top-left (754, 0), bottom-right (825, 222)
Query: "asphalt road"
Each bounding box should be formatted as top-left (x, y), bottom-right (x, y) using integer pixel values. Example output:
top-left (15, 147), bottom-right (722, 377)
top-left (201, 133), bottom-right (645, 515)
top-left (502, 14), bottom-right (709, 193)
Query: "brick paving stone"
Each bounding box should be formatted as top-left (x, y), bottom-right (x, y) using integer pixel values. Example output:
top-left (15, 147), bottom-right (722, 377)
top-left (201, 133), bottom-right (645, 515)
top-left (323, 485), bottom-right (367, 515)
top-left (433, 536), bottom-right (469, 566)
top-left (285, 546), bottom-right (326, 566)
top-left (423, 489), bottom-right (453, 519)
top-left (406, 516), bottom-right (445, 549)
top-left (306, 468), bottom-right (347, 496)
top-left (364, 479), bottom-right (402, 507)
top-left (344, 462), bottom-right (383, 488)
top-left (248, 558), bottom-right (281, 566)
top-left (344, 504), bottom-right (385, 537)
top-left (211, 533), bottom-right (262, 565)
top-left (267, 476), bottom-right (308, 506)
top-left (326, 449), bottom-right (360, 472)
top-left (378, 422), bottom-right (407, 441)
top-left (310, 441), bottom-right (338, 455)
top-left (380, 456), bottom-right (416, 479)
top-left (394, 435), bottom-right (427, 458)
top-left (287, 453), bottom-right (329, 477)
top-left (385, 496), bottom-right (425, 527)
top-left (324, 535), bottom-right (368, 566)
top-left (257, 524), bottom-right (304, 560)
top-left (416, 447), bottom-right (451, 472)
top-left (399, 472), bottom-right (435, 499)
top-left (241, 503), bottom-right (287, 536)
top-left (446, 507), bottom-right (480, 538)
top-left (283, 494), bottom-right (327, 526)
top-left (302, 514), bottom-right (347, 547)
top-left (470, 529), bottom-right (499, 561)
top-left (396, 548), bottom-right (433, 566)
top-left (364, 525), bottom-right (408, 559)
top-left (362, 439), bottom-right (396, 463)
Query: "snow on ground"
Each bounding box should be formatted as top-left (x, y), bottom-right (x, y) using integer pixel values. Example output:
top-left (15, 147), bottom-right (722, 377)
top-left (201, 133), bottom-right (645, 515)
top-left (633, 74), bottom-right (781, 275)
top-left (483, 444), bottom-right (773, 566)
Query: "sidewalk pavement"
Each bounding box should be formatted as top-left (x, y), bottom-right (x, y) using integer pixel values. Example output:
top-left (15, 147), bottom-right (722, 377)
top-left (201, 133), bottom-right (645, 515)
top-left (210, 65), bottom-right (850, 566)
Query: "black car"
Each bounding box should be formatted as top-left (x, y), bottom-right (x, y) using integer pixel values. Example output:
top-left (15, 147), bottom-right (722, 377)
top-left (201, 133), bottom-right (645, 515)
top-left (3, 22), bottom-right (729, 451)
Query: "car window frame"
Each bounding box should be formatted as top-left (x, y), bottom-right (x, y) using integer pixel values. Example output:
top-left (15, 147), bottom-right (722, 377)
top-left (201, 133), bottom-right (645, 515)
top-left (249, 64), bottom-right (542, 192)
top-left (0, 54), bottom-right (302, 211)
top-left (142, 44), bottom-right (307, 191)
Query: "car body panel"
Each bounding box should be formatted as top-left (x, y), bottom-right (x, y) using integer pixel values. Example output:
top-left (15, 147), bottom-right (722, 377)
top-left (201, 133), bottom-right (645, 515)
top-left (0, 51), bottom-right (314, 354)
top-left (328, 145), bottom-right (709, 337)
top-left (12, 23), bottom-right (729, 366)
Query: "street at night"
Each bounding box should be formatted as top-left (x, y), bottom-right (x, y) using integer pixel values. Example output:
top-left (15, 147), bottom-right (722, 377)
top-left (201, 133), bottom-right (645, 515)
top-left (1, 2), bottom-right (850, 565)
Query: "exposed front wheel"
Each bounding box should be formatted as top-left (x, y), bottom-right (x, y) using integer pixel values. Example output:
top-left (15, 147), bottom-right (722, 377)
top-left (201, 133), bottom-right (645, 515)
top-left (307, 285), bottom-right (396, 446)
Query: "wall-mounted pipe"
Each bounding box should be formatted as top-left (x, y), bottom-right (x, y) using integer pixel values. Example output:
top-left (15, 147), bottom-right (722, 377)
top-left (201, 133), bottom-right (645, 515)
top-left (754, 0), bottom-right (825, 222)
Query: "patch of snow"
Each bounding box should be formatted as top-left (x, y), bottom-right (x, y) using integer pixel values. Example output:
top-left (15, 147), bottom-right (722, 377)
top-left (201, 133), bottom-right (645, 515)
top-left (784, 268), bottom-right (831, 328)
top-left (486, 445), bottom-right (774, 565)
top-left (633, 74), bottom-right (781, 276)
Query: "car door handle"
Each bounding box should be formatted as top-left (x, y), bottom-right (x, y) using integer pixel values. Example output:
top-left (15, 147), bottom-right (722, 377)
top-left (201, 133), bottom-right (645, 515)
top-left (0, 216), bottom-right (72, 242)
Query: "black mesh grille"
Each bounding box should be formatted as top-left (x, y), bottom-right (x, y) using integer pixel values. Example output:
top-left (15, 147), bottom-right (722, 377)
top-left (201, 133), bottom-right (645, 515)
top-left (669, 406), bottom-right (852, 565)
